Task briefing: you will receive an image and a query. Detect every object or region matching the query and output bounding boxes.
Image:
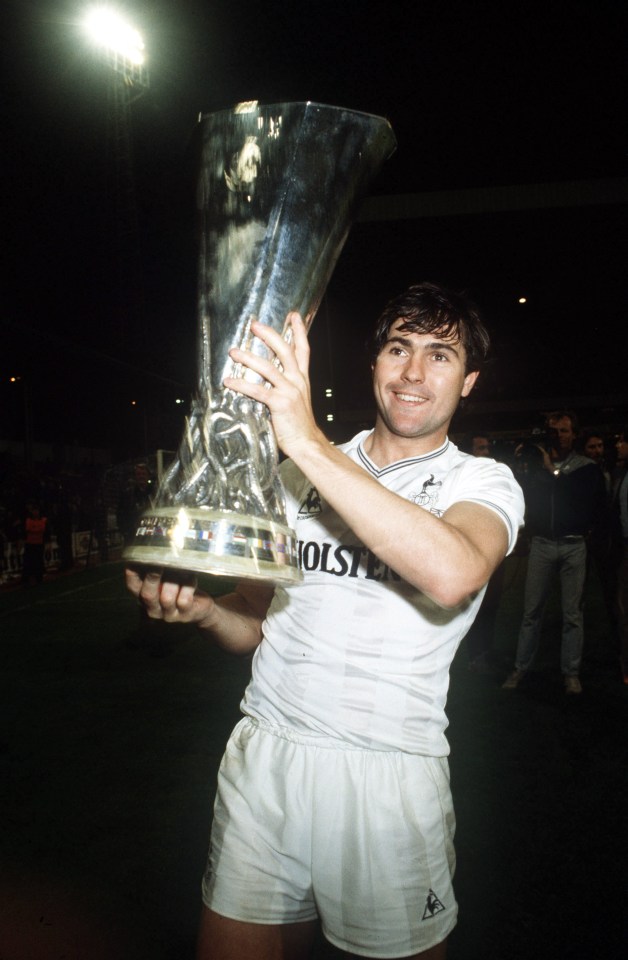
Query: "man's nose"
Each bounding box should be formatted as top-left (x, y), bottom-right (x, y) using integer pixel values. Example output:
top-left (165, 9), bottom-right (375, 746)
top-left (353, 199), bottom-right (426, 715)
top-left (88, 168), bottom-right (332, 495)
top-left (402, 354), bottom-right (424, 381)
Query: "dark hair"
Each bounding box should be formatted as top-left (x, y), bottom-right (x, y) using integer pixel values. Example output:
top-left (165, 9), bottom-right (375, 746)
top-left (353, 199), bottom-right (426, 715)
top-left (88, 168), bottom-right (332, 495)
top-left (545, 410), bottom-right (580, 434)
top-left (369, 281), bottom-right (490, 374)
top-left (575, 428), bottom-right (606, 455)
top-left (580, 428), bottom-right (605, 445)
top-left (459, 432), bottom-right (491, 455)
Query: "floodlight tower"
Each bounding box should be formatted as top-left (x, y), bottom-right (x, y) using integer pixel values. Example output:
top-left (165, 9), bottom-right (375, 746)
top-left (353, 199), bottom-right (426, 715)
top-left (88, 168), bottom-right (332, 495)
top-left (82, 7), bottom-right (150, 346)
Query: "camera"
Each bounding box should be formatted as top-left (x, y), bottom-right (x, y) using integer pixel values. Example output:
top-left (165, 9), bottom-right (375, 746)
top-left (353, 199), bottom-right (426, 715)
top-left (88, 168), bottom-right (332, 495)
top-left (517, 427), bottom-right (558, 454)
top-left (513, 426), bottom-right (559, 474)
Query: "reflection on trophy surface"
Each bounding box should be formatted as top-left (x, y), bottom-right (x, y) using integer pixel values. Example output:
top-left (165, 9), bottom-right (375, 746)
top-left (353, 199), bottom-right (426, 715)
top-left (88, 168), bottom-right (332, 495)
top-left (123, 100), bottom-right (396, 582)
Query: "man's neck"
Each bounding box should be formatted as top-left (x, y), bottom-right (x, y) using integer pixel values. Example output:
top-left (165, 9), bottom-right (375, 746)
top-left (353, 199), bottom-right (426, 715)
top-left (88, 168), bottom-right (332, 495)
top-left (363, 423), bottom-right (447, 468)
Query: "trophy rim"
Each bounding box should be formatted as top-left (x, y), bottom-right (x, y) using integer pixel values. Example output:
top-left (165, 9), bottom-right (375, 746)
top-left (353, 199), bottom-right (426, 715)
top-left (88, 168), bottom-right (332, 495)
top-left (198, 99), bottom-right (397, 135)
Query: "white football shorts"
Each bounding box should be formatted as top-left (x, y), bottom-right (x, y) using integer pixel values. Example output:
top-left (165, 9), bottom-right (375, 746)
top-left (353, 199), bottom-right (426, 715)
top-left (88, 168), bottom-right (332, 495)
top-left (202, 717), bottom-right (457, 958)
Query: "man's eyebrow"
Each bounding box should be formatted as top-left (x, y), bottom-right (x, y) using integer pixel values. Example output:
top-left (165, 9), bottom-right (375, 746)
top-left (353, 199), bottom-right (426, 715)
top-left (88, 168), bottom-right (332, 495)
top-left (425, 340), bottom-right (461, 357)
top-left (385, 335), bottom-right (461, 358)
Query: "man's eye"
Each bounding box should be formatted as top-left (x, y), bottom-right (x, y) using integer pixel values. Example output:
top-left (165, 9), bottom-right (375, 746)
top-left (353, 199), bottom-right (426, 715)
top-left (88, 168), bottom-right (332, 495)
top-left (432, 352), bottom-right (449, 362)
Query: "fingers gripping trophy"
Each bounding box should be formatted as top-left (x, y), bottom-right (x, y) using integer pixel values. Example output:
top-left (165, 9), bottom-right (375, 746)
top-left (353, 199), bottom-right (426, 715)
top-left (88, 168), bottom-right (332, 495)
top-left (123, 101), bottom-right (396, 583)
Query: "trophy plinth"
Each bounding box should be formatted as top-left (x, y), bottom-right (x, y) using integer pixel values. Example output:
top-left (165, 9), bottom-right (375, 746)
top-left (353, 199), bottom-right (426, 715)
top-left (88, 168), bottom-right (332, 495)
top-left (123, 507), bottom-right (300, 583)
top-left (123, 100), bottom-right (396, 582)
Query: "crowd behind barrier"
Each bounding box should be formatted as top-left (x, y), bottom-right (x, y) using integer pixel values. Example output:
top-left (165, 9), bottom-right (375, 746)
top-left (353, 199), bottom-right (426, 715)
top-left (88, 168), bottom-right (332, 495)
top-left (0, 529), bottom-right (127, 585)
top-left (0, 453), bottom-right (157, 586)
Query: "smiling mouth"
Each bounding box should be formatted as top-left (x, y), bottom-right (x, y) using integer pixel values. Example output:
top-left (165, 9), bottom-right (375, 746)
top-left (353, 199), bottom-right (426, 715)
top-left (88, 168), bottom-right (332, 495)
top-left (394, 392), bottom-right (427, 404)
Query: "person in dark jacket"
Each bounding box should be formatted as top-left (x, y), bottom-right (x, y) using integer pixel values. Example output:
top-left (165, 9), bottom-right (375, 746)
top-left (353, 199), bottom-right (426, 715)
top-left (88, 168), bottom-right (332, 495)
top-left (610, 428), bottom-right (628, 683)
top-left (578, 429), bottom-right (617, 663)
top-left (503, 411), bottom-right (606, 694)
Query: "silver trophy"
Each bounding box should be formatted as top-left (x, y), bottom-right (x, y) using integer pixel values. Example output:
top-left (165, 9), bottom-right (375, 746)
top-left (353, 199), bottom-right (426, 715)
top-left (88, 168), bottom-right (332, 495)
top-left (123, 100), bottom-right (396, 582)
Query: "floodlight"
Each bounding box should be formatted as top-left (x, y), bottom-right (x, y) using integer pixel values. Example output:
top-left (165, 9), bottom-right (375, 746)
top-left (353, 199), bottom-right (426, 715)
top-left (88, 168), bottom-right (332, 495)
top-left (83, 6), bottom-right (145, 65)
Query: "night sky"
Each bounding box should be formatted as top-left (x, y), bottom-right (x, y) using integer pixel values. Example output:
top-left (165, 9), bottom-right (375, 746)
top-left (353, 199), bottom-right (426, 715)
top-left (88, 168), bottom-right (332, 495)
top-left (2, 0), bottom-right (626, 458)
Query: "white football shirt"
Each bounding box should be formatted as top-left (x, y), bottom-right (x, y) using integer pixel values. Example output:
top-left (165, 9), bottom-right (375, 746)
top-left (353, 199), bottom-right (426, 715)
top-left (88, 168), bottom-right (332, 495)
top-left (241, 432), bottom-right (524, 755)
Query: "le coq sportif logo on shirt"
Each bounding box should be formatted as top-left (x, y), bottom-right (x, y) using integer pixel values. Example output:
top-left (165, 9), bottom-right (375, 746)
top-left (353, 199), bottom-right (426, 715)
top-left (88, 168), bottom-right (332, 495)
top-left (298, 486), bottom-right (322, 519)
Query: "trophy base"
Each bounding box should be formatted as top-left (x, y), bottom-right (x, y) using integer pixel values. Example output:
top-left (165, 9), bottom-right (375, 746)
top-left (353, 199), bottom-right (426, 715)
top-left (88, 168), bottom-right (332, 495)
top-left (122, 506), bottom-right (302, 584)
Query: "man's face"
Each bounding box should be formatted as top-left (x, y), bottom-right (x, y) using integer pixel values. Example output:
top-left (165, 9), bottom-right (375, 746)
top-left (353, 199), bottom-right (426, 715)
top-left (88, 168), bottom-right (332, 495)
top-left (472, 436), bottom-right (491, 457)
top-left (371, 320), bottom-right (478, 445)
top-left (615, 434), bottom-right (628, 465)
top-left (584, 436), bottom-right (605, 463)
top-left (548, 416), bottom-right (576, 456)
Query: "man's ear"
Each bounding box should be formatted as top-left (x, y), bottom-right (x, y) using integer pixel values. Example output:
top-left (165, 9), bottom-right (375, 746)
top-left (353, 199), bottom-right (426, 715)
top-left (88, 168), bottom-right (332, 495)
top-left (461, 370), bottom-right (480, 398)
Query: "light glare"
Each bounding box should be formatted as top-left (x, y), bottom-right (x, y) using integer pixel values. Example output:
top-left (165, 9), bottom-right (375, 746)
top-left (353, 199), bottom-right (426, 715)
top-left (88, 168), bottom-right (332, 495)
top-left (84, 7), bottom-right (145, 65)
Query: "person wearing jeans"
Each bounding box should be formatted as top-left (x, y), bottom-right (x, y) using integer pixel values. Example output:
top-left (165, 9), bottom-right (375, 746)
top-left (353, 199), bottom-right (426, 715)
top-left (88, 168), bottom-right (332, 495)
top-left (503, 411), bottom-right (606, 695)
top-left (515, 535), bottom-right (587, 677)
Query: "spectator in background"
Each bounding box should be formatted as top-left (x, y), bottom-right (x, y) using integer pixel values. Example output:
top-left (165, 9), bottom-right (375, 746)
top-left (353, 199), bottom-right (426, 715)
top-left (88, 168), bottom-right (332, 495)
top-left (580, 429), bottom-right (612, 493)
top-left (21, 502), bottom-right (48, 586)
top-left (611, 428), bottom-right (628, 683)
top-left (578, 429), bottom-right (616, 661)
top-left (469, 433), bottom-right (491, 458)
top-left (463, 433), bottom-right (508, 673)
top-left (503, 411), bottom-right (606, 695)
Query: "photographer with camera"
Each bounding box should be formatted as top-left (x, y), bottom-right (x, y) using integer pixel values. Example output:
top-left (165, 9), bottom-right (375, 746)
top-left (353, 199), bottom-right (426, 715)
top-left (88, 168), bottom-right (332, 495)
top-left (503, 411), bottom-right (606, 695)
top-left (611, 429), bottom-right (628, 684)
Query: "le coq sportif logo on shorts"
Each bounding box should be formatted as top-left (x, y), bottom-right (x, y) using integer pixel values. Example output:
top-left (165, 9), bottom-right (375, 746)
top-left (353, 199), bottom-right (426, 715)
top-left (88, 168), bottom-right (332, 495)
top-left (422, 889), bottom-right (446, 920)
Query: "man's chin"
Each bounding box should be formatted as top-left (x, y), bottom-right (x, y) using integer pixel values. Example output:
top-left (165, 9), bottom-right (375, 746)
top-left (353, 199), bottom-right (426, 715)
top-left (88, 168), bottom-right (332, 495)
top-left (379, 415), bottom-right (441, 442)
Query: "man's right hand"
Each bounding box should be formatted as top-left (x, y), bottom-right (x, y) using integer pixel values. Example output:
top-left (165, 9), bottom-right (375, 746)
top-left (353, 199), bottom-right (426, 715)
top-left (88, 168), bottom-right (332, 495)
top-left (124, 567), bottom-right (272, 656)
top-left (125, 566), bottom-right (216, 626)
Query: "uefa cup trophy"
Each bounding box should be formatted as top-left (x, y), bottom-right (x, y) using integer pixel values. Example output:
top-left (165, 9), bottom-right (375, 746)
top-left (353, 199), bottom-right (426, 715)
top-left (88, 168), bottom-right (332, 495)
top-left (123, 100), bottom-right (396, 582)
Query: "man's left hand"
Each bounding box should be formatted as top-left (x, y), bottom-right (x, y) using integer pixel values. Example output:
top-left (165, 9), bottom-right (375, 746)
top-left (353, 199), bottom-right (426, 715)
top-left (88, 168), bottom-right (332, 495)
top-left (224, 312), bottom-right (323, 459)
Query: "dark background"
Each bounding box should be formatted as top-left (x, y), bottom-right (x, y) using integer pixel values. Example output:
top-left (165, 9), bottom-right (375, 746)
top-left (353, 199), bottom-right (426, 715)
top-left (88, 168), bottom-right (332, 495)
top-left (2, 0), bottom-right (626, 459)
